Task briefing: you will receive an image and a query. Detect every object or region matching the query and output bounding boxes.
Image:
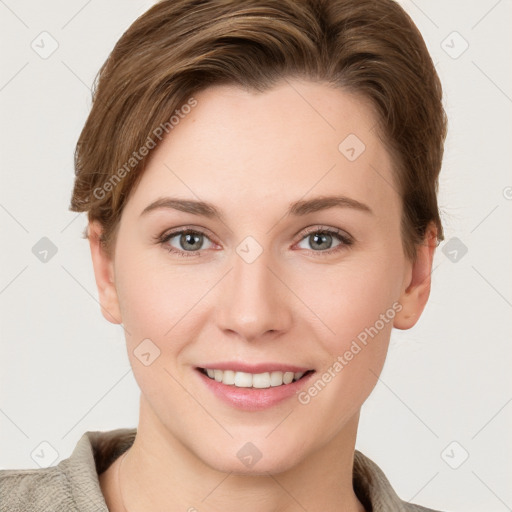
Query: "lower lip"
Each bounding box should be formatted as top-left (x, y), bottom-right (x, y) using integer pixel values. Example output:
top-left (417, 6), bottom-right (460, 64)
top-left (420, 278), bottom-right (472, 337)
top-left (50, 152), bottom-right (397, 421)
top-left (196, 369), bottom-right (315, 411)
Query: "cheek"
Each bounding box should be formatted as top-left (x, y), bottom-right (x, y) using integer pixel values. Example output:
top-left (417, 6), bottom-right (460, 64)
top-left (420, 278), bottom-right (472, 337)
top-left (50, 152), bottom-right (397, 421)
top-left (112, 257), bottom-right (196, 409)
top-left (113, 248), bottom-right (213, 354)
top-left (289, 252), bottom-right (403, 415)
top-left (295, 254), bottom-right (402, 353)
top-left (292, 259), bottom-right (400, 429)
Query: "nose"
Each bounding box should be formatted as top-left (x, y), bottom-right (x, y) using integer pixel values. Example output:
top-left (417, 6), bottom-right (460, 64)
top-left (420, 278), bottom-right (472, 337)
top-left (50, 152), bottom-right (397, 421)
top-left (215, 247), bottom-right (293, 342)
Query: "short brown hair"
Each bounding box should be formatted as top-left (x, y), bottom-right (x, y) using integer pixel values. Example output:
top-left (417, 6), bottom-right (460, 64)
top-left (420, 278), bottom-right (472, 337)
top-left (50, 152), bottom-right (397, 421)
top-left (70, 0), bottom-right (447, 262)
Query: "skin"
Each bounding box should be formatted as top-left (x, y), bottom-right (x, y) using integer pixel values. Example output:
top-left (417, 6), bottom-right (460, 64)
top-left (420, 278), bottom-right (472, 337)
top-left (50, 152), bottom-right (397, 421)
top-left (91, 79), bottom-right (437, 512)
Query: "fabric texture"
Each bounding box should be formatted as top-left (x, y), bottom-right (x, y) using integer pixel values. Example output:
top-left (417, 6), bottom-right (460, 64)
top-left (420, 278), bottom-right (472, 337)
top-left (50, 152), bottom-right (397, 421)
top-left (0, 428), bottom-right (444, 511)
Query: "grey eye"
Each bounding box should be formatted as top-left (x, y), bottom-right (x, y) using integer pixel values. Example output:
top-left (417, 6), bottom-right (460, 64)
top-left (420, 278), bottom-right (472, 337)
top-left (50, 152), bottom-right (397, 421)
top-left (168, 231), bottom-right (214, 251)
top-left (297, 232), bottom-right (342, 251)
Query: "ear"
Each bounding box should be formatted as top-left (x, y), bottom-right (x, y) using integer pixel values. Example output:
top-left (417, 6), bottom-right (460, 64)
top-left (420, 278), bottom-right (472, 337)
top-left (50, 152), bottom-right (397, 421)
top-left (88, 220), bottom-right (122, 325)
top-left (393, 223), bottom-right (438, 330)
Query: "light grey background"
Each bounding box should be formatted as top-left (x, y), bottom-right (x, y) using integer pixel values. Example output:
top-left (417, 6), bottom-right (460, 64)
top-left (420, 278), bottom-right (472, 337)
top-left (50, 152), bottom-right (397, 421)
top-left (0, 1), bottom-right (511, 510)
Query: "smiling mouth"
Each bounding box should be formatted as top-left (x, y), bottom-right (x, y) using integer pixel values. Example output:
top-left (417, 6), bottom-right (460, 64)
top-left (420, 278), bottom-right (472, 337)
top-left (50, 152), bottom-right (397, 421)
top-left (198, 368), bottom-right (315, 388)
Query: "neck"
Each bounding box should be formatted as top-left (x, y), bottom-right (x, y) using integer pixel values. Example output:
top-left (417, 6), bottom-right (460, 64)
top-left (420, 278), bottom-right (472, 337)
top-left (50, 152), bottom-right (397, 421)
top-left (114, 400), bottom-right (365, 512)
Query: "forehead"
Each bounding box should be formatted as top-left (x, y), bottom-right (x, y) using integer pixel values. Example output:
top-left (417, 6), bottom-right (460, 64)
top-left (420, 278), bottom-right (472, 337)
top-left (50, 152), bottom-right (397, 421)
top-left (126, 80), bottom-right (400, 221)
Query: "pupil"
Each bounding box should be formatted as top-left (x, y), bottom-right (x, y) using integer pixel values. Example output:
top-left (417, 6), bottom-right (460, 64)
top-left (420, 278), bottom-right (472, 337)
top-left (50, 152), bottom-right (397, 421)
top-left (311, 233), bottom-right (331, 250)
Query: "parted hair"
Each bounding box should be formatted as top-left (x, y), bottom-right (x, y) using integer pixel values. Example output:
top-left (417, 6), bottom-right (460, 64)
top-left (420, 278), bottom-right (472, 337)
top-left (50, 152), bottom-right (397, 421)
top-left (70, 0), bottom-right (447, 262)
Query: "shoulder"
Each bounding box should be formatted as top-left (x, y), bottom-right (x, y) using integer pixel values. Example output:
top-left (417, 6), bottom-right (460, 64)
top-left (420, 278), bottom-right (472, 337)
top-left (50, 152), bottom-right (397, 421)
top-left (353, 450), bottom-right (447, 512)
top-left (0, 428), bottom-right (135, 512)
top-left (401, 502), bottom-right (445, 512)
top-left (0, 465), bottom-right (78, 512)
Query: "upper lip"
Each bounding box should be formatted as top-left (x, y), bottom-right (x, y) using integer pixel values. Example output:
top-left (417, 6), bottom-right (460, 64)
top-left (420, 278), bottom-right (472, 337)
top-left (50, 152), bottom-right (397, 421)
top-left (197, 362), bottom-right (313, 373)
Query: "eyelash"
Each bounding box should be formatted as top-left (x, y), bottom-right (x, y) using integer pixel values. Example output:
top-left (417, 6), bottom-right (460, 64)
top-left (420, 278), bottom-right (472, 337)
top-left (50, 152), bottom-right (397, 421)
top-left (154, 225), bottom-right (354, 258)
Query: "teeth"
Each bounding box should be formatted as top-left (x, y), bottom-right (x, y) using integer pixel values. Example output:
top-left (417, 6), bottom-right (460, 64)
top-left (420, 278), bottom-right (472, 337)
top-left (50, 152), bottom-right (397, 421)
top-left (222, 369), bottom-right (235, 385)
top-left (203, 369), bottom-right (306, 388)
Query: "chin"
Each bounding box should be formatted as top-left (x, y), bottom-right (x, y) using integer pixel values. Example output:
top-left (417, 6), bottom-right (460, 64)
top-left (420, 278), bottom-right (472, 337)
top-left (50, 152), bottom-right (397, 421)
top-left (196, 439), bottom-right (307, 476)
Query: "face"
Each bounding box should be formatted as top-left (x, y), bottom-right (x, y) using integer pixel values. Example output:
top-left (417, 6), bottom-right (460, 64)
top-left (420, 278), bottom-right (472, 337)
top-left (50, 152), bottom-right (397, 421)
top-left (90, 79), bottom-right (433, 474)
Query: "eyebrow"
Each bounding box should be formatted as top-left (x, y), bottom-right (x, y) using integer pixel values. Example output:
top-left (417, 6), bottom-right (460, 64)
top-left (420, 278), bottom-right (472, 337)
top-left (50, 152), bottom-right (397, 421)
top-left (139, 195), bottom-right (374, 220)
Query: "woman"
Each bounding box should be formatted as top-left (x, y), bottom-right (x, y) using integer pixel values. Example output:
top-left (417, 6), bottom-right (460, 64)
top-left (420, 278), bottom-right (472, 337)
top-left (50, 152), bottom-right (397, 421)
top-left (0, 0), bottom-right (448, 510)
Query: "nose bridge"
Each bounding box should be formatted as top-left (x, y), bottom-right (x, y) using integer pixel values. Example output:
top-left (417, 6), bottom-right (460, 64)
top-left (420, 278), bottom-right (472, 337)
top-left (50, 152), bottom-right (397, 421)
top-left (216, 242), bottom-right (290, 340)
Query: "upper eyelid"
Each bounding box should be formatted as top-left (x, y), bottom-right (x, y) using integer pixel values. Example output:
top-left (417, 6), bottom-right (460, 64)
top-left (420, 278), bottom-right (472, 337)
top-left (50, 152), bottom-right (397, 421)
top-left (160, 225), bottom-right (219, 242)
top-left (298, 225), bottom-right (351, 239)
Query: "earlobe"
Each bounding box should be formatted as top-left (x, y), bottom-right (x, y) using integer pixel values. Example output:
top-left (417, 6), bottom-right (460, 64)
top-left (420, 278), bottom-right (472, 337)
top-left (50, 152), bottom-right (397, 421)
top-left (393, 224), bottom-right (438, 330)
top-left (88, 220), bottom-right (123, 325)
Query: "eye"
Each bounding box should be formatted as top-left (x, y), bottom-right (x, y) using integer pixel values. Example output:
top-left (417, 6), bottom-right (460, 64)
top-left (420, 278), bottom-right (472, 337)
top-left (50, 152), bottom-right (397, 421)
top-left (155, 225), bottom-right (353, 257)
top-left (295, 227), bottom-right (353, 254)
top-left (158, 229), bottom-right (216, 255)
